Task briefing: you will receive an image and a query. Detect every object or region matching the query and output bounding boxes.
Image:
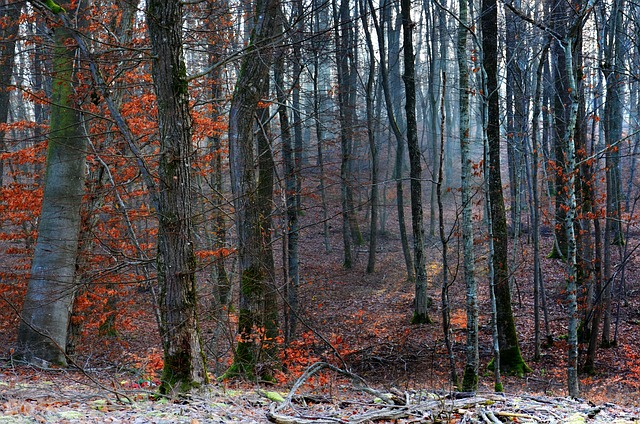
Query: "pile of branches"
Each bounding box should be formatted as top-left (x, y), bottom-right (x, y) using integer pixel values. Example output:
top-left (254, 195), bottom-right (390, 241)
top-left (267, 362), bottom-right (638, 423)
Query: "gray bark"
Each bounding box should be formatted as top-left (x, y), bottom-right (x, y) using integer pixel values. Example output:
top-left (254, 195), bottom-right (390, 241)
top-left (458, 0), bottom-right (478, 391)
top-left (18, 26), bottom-right (86, 367)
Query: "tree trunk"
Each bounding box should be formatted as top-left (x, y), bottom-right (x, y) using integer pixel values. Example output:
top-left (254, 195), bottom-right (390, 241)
top-left (457, 0), bottom-right (478, 391)
top-left (312, 0), bottom-right (332, 254)
top-left (401, 0), bottom-right (430, 324)
top-left (226, 0), bottom-right (280, 380)
top-left (147, 0), bottom-right (208, 393)
top-left (18, 25), bottom-right (85, 367)
top-left (482, 0), bottom-right (528, 375)
top-left (360, 1), bottom-right (379, 274)
top-left (0, 0), bottom-right (21, 188)
top-left (275, 36), bottom-right (299, 343)
top-left (549, 0), bottom-right (570, 259)
top-left (334, 0), bottom-right (361, 268)
top-left (369, 0), bottom-right (414, 281)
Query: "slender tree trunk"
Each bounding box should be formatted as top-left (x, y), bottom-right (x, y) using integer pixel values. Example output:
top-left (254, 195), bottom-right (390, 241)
top-left (562, 36), bottom-right (580, 398)
top-left (369, 0), bottom-right (414, 281)
top-left (482, 0), bottom-right (528, 375)
top-left (275, 38), bottom-right (298, 343)
top-left (312, 0), bottom-right (331, 254)
top-left (601, 0), bottom-right (626, 347)
top-left (0, 0), bottom-right (21, 188)
top-left (530, 42), bottom-right (550, 361)
top-left (549, 0), bottom-right (570, 259)
top-left (458, 0), bottom-right (478, 390)
top-left (334, 0), bottom-right (354, 268)
top-left (402, 0), bottom-right (430, 324)
top-left (438, 73), bottom-right (457, 386)
top-left (18, 25), bottom-right (86, 367)
top-left (360, 1), bottom-right (379, 274)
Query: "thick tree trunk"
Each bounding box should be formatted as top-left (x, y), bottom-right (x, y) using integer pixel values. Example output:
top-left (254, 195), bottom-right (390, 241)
top-left (18, 26), bottom-right (86, 367)
top-left (147, 0), bottom-right (208, 393)
top-left (401, 0), bottom-right (430, 324)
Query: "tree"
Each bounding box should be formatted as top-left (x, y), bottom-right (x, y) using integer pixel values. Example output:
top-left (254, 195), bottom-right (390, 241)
top-left (401, 0), bottom-right (430, 324)
top-left (368, 0), bottom-right (414, 282)
top-left (334, 0), bottom-right (362, 269)
top-left (360, 0), bottom-right (380, 274)
top-left (483, 0), bottom-right (528, 375)
top-left (17, 20), bottom-right (86, 366)
top-left (0, 0), bottom-right (21, 188)
top-left (226, 0), bottom-right (280, 379)
top-left (147, 0), bottom-right (208, 393)
top-left (457, 0), bottom-right (478, 391)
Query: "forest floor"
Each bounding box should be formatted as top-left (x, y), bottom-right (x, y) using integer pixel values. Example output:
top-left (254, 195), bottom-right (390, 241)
top-left (2, 199), bottom-right (640, 422)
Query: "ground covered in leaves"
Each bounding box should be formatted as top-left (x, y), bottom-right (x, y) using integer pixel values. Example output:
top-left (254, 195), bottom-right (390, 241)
top-left (2, 195), bottom-right (640, 422)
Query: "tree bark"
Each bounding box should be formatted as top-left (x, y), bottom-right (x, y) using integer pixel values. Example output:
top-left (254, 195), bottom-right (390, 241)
top-left (0, 0), bottom-right (21, 188)
top-left (18, 25), bottom-right (85, 367)
top-left (457, 0), bottom-right (478, 391)
top-left (482, 0), bottom-right (528, 375)
top-left (369, 0), bottom-right (414, 281)
top-left (226, 0), bottom-right (280, 379)
top-left (147, 0), bottom-right (208, 393)
top-left (360, 0), bottom-right (379, 274)
top-left (401, 0), bottom-right (430, 324)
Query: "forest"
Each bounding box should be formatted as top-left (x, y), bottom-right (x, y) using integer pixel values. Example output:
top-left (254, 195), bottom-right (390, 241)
top-left (1, 0), bottom-right (640, 421)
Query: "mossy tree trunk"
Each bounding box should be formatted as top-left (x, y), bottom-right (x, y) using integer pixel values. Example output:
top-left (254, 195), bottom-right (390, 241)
top-left (147, 0), bottom-right (208, 394)
top-left (482, 0), bottom-right (528, 376)
top-left (17, 25), bottom-right (85, 367)
top-left (227, 0), bottom-right (280, 380)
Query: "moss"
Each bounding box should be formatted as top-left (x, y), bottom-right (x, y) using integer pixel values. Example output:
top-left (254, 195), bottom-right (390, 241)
top-left (487, 347), bottom-right (531, 377)
top-left (547, 243), bottom-right (565, 260)
top-left (411, 311), bottom-right (432, 325)
top-left (159, 340), bottom-right (206, 395)
top-left (241, 266), bottom-right (264, 297)
top-left (494, 382), bottom-right (503, 392)
top-left (461, 366), bottom-right (478, 392)
top-left (612, 232), bottom-right (625, 246)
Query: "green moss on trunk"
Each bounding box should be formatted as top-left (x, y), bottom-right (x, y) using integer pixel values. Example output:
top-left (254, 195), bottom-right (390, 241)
top-left (411, 311), bottom-right (432, 324)
top-left (487, 346), bottom-right (531, 377)
top-left (461, 366), bottom-right (478, 392)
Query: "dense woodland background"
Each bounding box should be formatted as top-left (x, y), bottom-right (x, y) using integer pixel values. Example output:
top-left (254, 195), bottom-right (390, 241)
top-left (1, 0), bottom-right (640, 411)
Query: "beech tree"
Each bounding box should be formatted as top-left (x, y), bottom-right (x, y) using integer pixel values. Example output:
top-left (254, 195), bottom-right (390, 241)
top-left (457, 0), bottom-right (478, 391)
top-left (17, 16), bottom-right (86, 365)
